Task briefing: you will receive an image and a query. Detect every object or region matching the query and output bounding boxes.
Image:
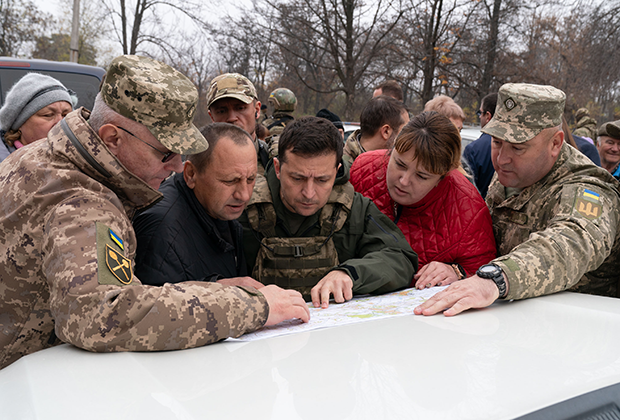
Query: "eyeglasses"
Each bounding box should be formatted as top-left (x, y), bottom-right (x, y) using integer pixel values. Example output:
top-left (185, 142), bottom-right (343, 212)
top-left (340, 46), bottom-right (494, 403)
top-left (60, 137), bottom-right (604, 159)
top-left (116, 126), bottom-right (176, 163)
top-left (476, 110), bottom-right (483, 117)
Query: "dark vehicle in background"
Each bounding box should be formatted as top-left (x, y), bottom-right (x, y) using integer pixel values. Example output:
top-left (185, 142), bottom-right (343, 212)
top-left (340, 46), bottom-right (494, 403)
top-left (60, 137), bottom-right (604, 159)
top-left (0, 57), bottom-right (106, 111)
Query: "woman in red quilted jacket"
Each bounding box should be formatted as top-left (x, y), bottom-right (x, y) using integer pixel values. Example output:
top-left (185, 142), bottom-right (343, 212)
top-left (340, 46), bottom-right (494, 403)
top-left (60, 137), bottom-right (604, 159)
top-left (350, 111), bottom-right (496, 289)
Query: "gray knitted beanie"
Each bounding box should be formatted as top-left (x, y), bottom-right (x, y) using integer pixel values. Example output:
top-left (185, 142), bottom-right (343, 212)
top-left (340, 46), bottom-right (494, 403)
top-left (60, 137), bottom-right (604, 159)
top-left (0, 73), bottom-right (77, 132)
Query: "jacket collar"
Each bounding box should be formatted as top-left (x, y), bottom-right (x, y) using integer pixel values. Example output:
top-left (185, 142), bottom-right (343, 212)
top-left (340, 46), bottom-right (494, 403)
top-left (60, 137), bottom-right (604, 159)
top-left (174, 173), bottom-right (236, 253)
top-left (48, 108), bottom-right (163, 215)
top-left (487, 142), bottom-right (579, 210)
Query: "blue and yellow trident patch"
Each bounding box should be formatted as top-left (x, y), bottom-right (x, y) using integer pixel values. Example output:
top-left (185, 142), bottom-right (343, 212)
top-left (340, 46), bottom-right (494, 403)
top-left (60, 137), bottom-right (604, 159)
top-left (575, 189), bottom-right (602, 220)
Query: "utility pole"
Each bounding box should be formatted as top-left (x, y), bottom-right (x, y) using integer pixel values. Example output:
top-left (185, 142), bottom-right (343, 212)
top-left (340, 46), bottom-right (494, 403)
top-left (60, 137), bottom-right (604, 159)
top-left (70, 0), bottom-right (80, 62)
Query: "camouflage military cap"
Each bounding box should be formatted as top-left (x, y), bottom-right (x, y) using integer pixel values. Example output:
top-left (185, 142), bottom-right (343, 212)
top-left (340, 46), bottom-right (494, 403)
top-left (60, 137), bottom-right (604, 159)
top-left (101, 55), bottom-right (207, 155)
top-left (598, 120), bottom-right (620, 140)
top-left (207, 73), bottom-right (257, 108)
top-left (482, 83), bottom-right (566, 144)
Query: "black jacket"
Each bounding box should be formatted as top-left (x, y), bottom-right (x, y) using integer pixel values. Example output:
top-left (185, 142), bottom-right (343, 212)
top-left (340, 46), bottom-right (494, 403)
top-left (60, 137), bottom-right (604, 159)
top-left (133, 172), bottom-right (247, 286)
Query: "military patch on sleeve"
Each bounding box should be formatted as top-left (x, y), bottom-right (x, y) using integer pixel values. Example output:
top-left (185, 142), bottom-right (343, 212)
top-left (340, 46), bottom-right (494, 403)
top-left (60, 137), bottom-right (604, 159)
top-left (105, 245), bottom-right (133, 284)
top-left (574, 188), bottom-right (602, 220)
top-left (109, 228), bottom-right (124, 250)
top-left (96, 222), bottom-right (134, 286)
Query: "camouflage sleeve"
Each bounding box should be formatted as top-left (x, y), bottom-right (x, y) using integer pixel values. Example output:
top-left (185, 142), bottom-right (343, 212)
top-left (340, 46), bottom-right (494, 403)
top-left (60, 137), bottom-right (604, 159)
top-left (333, 196), bottom-right (418, 294)
top-left (42, 192), bottom-right (268, 352)
top-left (494, 183), bottom-right (620, 300)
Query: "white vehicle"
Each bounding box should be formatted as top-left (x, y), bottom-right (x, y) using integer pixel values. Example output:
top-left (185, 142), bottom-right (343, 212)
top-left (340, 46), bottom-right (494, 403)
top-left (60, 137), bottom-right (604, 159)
top-left (2, 291), bottom-right (620, 419)
top-left (461, 125), bottom-right (482, 151)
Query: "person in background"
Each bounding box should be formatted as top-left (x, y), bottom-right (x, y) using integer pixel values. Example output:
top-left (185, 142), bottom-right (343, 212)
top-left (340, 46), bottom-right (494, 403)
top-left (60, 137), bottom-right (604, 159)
top-left (262, 87), bottom-right (296, 139)
top-left (343, 95), bottom-right (409, 164)
top-left (350, 111), bottom-right (496, 289)
top-left (373, 80), bottom-right (404, 102)
top-left (562, 116), bottom-right (600, 166)
top-left (316, 108), bottom-right (345, 140)
top-left (596, 120), bottom-right (620, 179)
top-left (424, 94), bottom-right (475, 185)
top-left (0, 73), bottom-right (78, 162)
top-left (424, 95), bottom-right (465, 132)
top-left (573, 107), bottom-right (597, 144)
top-left (207, 73), bottom-right (270, 175)
top-left (463, 92), bottom-right (498, 198)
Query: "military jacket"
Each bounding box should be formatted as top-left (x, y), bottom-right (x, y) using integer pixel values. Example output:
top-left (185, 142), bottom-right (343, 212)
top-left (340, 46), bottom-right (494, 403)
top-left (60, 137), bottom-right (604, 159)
top-left (0, 109), bottom-right (268, 369)
top-left (486, 142), bottom-right (620, 300)
top-left (573, 116), bottom-right (598, 142)
top-left (239, 161), bottom-right (418, 296)
top-left (343, 129), bottom-right (365, 165)
top-left (262, 112), bottom-right (294, 138)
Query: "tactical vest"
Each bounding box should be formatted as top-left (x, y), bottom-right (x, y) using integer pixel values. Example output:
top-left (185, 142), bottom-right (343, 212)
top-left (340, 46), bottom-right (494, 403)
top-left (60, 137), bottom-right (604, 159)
top-left (246, 176), bottom-right (355, 299)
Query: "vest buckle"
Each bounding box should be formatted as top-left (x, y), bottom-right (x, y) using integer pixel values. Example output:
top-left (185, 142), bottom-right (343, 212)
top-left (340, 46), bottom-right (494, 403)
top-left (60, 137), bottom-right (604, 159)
top-left (294, 245), bottom-right (303, 257)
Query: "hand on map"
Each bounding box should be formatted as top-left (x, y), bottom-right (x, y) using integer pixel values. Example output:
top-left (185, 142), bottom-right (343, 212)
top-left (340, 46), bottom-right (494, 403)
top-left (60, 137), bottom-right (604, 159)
top-left (311, 270), bottom-right (353, 309)
top-left (413, 261), bottom-right (459, 289)
top-left (414, 275), bottom-right (500, 316)
top-left (217, 276), bottom-right (264, 289)
top-left (260, 285), bottom-right (311, 325)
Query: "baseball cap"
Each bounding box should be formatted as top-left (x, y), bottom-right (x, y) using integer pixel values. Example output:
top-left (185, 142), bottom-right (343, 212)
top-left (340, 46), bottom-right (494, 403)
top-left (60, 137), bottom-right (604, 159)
top-left (482, 83), bottom-right (566, 144)
top-left (598, 120), bottom-right (620, 140)
top-left (206, 73), bottom-right (257, 108)
top-left (101, 55), bottom-right (208, 155)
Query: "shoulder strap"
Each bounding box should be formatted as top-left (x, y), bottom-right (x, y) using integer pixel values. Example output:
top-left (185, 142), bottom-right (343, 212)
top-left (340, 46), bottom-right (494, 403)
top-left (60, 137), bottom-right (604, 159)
top-left (246, 175), bottom-right (277, 237)
top-left (318, 182), bottom-right (355, 236)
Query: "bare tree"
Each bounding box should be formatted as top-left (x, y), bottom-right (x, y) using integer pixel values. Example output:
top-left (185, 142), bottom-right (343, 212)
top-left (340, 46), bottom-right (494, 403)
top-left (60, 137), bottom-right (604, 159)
top-left (250, 0), bottom-right (405, 120)
top-left (99, 0), bottom-right (207, 56)
top-left (0, 0), bottom-right (50, 57)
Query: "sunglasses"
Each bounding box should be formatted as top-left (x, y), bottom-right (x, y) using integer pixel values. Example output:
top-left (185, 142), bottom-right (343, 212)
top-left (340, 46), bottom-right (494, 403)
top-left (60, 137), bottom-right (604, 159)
top-left (116, 126), bottom-right (176, 163)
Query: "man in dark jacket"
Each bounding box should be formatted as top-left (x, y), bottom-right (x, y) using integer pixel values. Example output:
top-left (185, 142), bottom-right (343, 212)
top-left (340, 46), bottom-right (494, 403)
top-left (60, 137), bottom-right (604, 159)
top-left (463, 92), bottom-right (498, 198)
top-left (134, 123), bottom-right (263, 289)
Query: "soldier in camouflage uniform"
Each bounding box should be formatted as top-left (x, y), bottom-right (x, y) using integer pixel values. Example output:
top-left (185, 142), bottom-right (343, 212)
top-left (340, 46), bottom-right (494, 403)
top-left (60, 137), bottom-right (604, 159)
top-left (262, 88), bottom-right (296, 159)
top-left (343, 95), bottom-right (409, 165)
top-left (416, 83), bottom-right (620, 317)
top-left (239, 116), bottom-right (418, 308)
top-left (573, 107), bottom-right (598, 143)
top-left (0, 55), bottom-right (309, 370)
top-left (262, 88), bottom-right (296, 138)
top-left (207, 73), bottom-right (270, 175)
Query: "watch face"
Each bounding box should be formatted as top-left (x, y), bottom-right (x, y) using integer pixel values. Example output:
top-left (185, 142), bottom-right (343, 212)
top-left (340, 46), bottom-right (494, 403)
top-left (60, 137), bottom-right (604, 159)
top-left (480, 265), bottom-right (498, 275)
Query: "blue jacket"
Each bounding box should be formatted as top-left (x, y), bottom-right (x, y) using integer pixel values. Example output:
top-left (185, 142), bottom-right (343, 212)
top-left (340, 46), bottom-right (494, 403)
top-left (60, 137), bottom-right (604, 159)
top-left (463, 133), bottom-right (494, 198)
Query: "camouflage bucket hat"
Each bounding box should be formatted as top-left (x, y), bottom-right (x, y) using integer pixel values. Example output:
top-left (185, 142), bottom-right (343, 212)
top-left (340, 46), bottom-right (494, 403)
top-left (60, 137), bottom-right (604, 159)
top-left (598, 120), bottom-right (620, 140)
top-left (481, 83), bottom-right (566, 144)
top-left (206, 73), bottom-right (257, 108)
top-left (101, 55), bottom-right (207, 155)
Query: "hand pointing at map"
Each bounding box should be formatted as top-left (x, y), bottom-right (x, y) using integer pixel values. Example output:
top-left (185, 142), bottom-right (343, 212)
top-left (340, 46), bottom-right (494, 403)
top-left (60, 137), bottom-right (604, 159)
top-left (260, 285), bottom-right (311, 325)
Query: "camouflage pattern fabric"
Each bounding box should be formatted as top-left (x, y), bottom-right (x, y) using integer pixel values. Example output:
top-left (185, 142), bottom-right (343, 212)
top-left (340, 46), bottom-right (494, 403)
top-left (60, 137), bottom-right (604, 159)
top-left (101, 55), bottom-right (208, 155)
top-left (573, 116), bottom-right (598, 142)
top-left (268, 88), bottom-right (297, 112)
top-left (246, 175), bottom-right (354, 300)
top-left (486, 142), bottom-right (620, 300)
top-left (343, 129), bottom-right (365, 166)
top-left (482, 83), bottom-right (566, 144)
top-left (0, 108), bottom-right (268, 370)
top-left (206, 73), bottom-right (258, 108)
top-left (239, 161), bottom-right (418, 298)
top-left (262, 112), bottom-right (295, 138)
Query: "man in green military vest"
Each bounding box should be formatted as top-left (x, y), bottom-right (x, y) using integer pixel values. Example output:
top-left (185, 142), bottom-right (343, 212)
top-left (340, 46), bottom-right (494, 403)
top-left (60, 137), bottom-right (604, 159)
top-left (239, 116), bottom-right (418, 308)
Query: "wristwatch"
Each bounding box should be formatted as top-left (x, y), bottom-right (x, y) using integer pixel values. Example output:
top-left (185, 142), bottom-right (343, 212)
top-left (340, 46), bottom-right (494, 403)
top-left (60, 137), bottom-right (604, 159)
top-left (476, 264), bottom-right (508, 299)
